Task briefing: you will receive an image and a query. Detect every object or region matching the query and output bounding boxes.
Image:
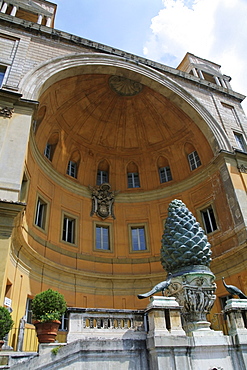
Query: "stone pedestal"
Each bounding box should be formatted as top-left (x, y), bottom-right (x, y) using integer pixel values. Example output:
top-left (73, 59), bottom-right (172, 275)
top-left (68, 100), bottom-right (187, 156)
top-left (224, 298), bottom-right (247, 336)
top-left (146, 297), bottom-right (189, 370)
top-left (224, 299), bottom-right (247, 370)
top-left (167, 269), bottom-right (216, 335)
top-left (146, 296), bottom-right (185, 336)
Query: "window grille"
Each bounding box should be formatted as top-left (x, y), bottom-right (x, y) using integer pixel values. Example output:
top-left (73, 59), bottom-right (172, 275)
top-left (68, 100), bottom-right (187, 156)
top-left (67, 161), bottom-right (77, 178)
top-left (96, 226), bottom-right (110, 250)
top-left (131, 227), bottom-right (147, 251)
top-left (201, 206), bottom-right (217, 234)
top-left (63, 216), bottom-right (75, 244)
top-left (127, 172), bottom-right (140, 188)
top-left (97, 170), bottom-right (109, 185)
top-left (44, 143), bottom-right (51, 159)
top-left (159, 166), bottom-right (172, 183)
top-left (35, 198), bottom-right (47, 229)
top-left (188, 151), bottom-right (201, 170)
top-left (234, 133), bottom-right (246, 152)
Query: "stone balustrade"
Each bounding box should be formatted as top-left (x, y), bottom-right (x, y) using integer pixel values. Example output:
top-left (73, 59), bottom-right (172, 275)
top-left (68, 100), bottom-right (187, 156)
top-left (67, 307), bottom-right (146, 343)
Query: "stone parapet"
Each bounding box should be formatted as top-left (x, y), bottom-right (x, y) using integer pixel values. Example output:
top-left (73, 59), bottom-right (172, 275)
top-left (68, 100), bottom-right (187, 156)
top-left (67, 307), bottom-right (146, 343)
top-left (224, 298), bottom-right (247, 336)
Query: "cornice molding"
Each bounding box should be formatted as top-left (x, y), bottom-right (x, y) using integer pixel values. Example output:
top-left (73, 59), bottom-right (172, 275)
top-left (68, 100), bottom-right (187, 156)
top-left (0, 13), bottom-right (244, 102)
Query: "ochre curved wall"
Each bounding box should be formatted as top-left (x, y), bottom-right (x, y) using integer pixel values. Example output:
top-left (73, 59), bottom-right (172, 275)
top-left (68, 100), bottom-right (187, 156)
top-left (11, 71), bottom-right (240, 310)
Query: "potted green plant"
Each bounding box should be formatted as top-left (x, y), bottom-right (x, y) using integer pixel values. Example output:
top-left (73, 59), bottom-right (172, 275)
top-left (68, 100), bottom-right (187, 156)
top-left (0, 306), bottom-right (14, 350)
top-left (32, 289), bottom-right (66, 343)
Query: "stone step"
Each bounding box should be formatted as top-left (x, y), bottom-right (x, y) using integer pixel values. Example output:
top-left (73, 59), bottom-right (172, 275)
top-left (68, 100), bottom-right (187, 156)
top-left (0, 352), bottom-right (37, 368)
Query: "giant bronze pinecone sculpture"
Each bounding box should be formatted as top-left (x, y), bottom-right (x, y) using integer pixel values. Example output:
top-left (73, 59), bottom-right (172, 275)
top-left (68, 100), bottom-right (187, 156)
top-left (161, 199), bottom-right (212, 273)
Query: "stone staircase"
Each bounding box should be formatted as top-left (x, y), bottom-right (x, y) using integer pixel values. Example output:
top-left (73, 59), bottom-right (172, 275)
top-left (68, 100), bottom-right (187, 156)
top-left (0, 351), bottom-right (37, 369)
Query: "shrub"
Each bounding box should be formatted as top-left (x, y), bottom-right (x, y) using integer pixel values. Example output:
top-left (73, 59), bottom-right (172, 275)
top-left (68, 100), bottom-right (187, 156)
top-left (32, 289), bottom-right (66, 322)
top-left (51, 345), bottom-right (62, 355)
top-left (0, 306), bottom-right (14, 340)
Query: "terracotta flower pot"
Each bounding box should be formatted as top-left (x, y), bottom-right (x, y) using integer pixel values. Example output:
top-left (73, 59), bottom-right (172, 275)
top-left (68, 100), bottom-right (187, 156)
top-left (34, 320), bottom-right (61, 343)
top-left (0, 340), bottom-right (4, 351)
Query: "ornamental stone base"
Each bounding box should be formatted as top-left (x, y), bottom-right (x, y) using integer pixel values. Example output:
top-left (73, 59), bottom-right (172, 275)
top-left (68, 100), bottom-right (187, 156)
top-left (166, 268), bottom-right (216, 335)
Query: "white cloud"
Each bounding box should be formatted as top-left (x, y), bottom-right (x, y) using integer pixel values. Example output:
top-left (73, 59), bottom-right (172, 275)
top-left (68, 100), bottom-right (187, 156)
top-left (144, 0), bottom-right (247, 109)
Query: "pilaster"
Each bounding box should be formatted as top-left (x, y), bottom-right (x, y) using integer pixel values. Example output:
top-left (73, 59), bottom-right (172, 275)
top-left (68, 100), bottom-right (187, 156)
top-left (0, 91), bottom-right (38, 201)
top-left (0, 200), bottom-right (25, 304)
top-left (146, 297), bottom-right (189, 370)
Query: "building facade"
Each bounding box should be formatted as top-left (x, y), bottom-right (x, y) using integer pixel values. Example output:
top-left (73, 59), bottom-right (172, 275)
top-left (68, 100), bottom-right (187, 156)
top-left (0, 0), bottom-right (247, 351)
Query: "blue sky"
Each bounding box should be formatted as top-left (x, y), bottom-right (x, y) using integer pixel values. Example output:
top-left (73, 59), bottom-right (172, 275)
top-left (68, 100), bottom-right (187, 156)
top-left (55, 0), bottom-right (247, 110)
top-left (55, 0), bottom-right (163, 57)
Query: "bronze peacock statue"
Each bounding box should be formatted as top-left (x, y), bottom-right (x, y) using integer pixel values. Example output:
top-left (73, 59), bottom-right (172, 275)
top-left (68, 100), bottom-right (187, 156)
top-left (222, 277), bottom-right (247, 299)
top-left (137, 273), bottom-right (172, 299)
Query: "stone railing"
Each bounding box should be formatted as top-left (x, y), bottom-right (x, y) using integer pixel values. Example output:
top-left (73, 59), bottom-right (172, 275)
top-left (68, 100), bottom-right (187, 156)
top-left (67, 307), bottom-right (146, 343)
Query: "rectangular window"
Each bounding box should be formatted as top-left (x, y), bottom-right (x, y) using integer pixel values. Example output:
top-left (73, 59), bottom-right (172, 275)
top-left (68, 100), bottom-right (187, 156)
top-left (201, 206), bottom-right (217, 234)
top-left (131, 226), bottom-right (147, 251)
top-left (159, 166), bottom-right (172, 183)
top-left (219, 295), bottom-right (231, 310)
top-left (44, 143), bottom-right (51, 160)
top-left (0, 67), bottom-right (6, 86)
top-left (25, 298), bottom-right (33, 324)
top-left (67, 161), bottom-right (77, 178)
top-left (97, 170), bottom-right (109, 185)
top-left (35, 197), bottom-right (47, 229)
top-left (59, 312), bottom-right (68, 331)
top-left (188, 151), bottom-right (201, 171)
top-left (127, 173), bottom-right (140, 188)
top-left (234, 133), bottom-right (246, 152)
top-left (62, 216), bottom-right (75, 244)
top-left (221, 103), bottom-right (240, 127)
top-left (96, 225), bottom-right (110, 250)
top-left (19, 172), bottom-right (29, 202)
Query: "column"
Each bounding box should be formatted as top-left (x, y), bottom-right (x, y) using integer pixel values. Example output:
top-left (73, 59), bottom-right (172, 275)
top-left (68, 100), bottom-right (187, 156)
top-left (10, 5), bottom-right (18, 16)
top-left (0, 202), bottom-right (24, 304)
top-left (0, 109), bottom-right (33, 202)
top-left (191, 68), bottom-right (199, 78)
top-left (220, 78), bottom-right (227, 88)
top-left (46, 17), bottom-right (51, 27)
top-left (37, 14), bottom-right (43, 24)
top-left (197, 69), bottom-right (204, 80)
top-left (214, 76), bottom-right (221, 86)
top-left (1, 2), bottom-right (8, 13)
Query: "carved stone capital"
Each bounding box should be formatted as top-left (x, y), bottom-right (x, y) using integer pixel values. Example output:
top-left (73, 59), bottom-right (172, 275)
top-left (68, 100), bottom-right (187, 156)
top-left (238, 164), bottom-right (247, 173)
top-left (0, 106), bottom-right (14, 118)
top-left (167, 270), bottom-right (216, 335)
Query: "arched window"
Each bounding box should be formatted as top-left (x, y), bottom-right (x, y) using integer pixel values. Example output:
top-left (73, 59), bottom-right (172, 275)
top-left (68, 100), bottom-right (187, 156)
top-left (184, 143), bottom-right (201, 171)
top-left (157, 156), bottom-right (172, 183)
top-left (127, 162), bottom-right (140, 188)
top-left (97, 159), bottom-right (109, 185)
top-left (67, 150), bottom-right (80, 179)
top-left (44, 132), bottom-right (59, 161)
